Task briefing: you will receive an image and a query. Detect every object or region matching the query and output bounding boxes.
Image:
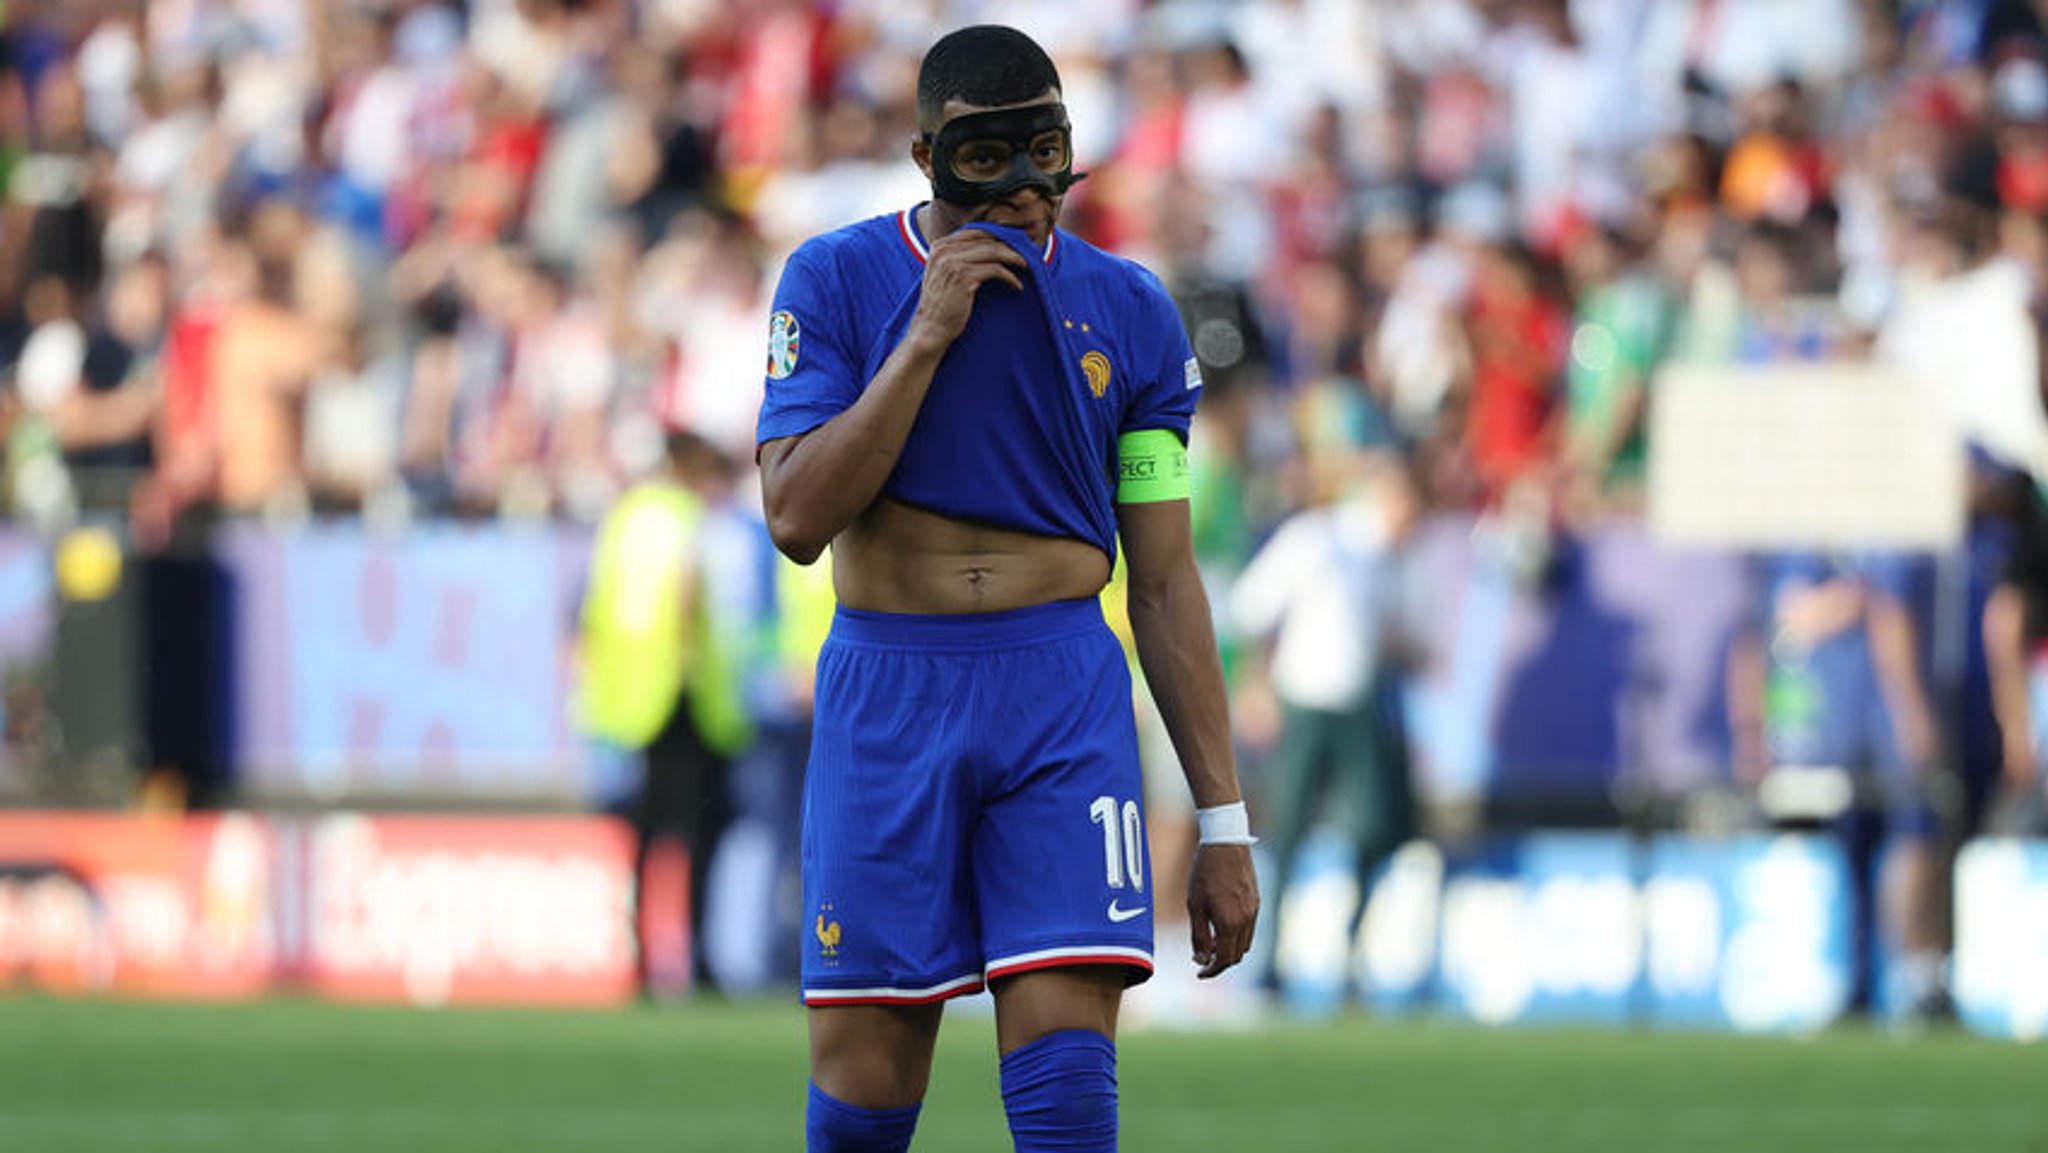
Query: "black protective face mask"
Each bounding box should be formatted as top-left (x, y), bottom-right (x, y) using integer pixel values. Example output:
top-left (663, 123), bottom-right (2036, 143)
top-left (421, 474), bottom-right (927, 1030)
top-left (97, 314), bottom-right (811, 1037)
top-left (923, 103), bottom-right (1086, 206)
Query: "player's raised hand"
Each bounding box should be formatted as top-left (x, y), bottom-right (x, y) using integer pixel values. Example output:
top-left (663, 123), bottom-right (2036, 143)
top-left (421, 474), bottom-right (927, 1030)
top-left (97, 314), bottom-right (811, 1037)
top-left (1187, 843), bottom-right (1259, 979)
top-left (911, 227), bottom-right (1029, 344)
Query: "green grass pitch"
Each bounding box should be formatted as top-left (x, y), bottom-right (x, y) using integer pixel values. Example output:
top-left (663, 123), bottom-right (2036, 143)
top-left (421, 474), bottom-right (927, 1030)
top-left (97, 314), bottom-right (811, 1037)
top-left (1, 996), bottom-right (2042, 1152)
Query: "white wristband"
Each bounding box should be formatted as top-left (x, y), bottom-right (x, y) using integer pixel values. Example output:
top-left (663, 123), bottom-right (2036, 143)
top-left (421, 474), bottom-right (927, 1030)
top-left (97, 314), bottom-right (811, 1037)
top-left (1196, 801), bottom-right (1257, 846)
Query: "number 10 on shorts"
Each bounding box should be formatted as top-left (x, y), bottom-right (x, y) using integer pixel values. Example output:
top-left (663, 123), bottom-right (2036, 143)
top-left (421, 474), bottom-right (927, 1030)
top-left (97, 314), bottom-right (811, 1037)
top-left (1090, 795), bottom-right (1145, 891)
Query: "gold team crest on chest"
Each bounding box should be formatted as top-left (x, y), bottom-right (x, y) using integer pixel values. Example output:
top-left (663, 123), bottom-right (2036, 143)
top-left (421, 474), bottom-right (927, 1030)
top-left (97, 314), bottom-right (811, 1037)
top-left (1066, 318), bottom-right (1111, 398)
top-left (1080, 351), bottom-right (1112, 398)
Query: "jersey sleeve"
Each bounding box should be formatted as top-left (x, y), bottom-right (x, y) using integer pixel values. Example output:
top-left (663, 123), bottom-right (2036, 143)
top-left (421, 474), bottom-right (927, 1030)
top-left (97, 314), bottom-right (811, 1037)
top-left (1118, 267), bottom-right (1200, 443)
top-left (755, 240), bottom-right (863, 447)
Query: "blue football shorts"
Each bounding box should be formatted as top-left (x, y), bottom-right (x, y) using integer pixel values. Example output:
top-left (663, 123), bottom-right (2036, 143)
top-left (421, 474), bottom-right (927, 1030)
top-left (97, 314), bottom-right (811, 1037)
top-left (799, 597), bottom-right (1157, 1006)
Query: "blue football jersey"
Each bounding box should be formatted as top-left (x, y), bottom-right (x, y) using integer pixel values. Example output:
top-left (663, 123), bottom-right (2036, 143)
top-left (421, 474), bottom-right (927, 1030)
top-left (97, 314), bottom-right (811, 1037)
top-left (755, 207), bottom-right (1201, 560)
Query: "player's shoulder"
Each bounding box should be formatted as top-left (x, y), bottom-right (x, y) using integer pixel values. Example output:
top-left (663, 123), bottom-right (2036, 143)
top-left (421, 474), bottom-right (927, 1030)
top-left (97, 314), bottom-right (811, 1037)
top-left (789, 210), bottom-right (913, 271)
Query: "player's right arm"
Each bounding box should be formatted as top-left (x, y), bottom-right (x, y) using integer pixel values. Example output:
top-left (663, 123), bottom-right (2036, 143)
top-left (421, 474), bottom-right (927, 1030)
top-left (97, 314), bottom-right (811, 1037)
top-left (759, 227), bottom-right (1028, 565)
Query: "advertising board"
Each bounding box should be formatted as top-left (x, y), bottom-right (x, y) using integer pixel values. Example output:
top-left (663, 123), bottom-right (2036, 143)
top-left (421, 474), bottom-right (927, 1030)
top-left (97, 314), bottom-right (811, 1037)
top-left (0, 812), bottom-right (639, 1008)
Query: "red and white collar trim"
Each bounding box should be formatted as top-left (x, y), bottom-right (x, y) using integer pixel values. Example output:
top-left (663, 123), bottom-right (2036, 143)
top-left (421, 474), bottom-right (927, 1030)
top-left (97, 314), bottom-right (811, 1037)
top-left (897, 204), bottom-right (1057, 265)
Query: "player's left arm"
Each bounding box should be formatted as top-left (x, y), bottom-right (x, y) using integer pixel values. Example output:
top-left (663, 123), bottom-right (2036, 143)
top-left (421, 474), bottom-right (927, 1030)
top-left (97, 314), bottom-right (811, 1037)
top-left (1119, 494), bottom-right (1259, 978)
top-left (1115, 271), bottom-right (1257, 974)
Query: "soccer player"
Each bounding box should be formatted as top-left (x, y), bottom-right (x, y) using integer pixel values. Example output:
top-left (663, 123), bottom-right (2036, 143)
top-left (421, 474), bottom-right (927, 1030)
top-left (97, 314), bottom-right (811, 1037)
top-left (754, 24), bottom-right (1260, 1153)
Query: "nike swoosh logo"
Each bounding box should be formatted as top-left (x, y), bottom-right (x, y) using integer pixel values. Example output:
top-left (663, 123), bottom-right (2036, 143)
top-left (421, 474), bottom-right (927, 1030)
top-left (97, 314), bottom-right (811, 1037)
top-left (1106, 901), bottom-right (1147, 923)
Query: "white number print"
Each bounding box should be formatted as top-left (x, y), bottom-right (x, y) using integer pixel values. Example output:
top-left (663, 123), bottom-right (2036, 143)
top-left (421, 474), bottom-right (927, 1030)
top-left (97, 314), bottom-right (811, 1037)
top-left (1089, 795), bottom-right (1146, 892)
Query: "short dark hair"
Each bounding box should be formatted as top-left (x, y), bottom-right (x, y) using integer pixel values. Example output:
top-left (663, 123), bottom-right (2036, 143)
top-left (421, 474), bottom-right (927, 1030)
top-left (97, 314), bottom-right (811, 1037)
top-left (916, 25), bottom-right (1061, 133)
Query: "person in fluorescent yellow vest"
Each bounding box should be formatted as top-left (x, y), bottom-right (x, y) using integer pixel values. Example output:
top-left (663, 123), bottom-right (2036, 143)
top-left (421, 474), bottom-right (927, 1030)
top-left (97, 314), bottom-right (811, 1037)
top-left (578, 430), bottom-right (751, 997)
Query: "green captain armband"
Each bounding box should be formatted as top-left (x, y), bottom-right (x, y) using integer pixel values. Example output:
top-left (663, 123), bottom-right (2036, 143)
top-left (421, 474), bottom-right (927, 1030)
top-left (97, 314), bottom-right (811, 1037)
top-left (1115, 428), bottom-right (1191, 504)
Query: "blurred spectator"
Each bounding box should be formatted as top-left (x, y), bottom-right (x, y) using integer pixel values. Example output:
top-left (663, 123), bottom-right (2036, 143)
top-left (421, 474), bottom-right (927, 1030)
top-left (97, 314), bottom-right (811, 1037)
top-left (302, 320), bottom-right (405, 516)
top-left (750, 92), bottom-right (926, 255)
top-left (9, 60), bottom-right (106, 306)
top-left (1677, 220), bottom-right (1840, 365)
top-left (490, 254), bottom-right (619, 519)
top-left (575, 428), bottom-right (749, 998)
top-left (1984, 471), bottom-right (2048, 832)
top-left (445, 69), bottom-right (551, 245)
top-left (529, 42), bottom-right (685, 264)
top-left (1085, 38), bottom-right (1184, 264)
top-left (1354, 189), bottom-right (1442, 440)
top-left (317, 5), bottom-right (415, 244)
top-left (1458, 236), bottom-right (1568, 508)
top-left (1276, 256), bottom-right (1369, 393)
top-left (1262, 103), bottom-right (1360, 313)
top-left (7, 262), bottom-right (159, 520)
top-left (1877, 199), bottom-right (2046, 481)
top-left (383, 228), bottom-right (469, 515)
top-left (209, 210), bottom-right (320, 517)
top-left (1560, 221), bottom-right (1674, 519)
top-left (638, 208), bottom-right (772, 462)
top-left (1491, 0), bottom-right (1609, 249)
top-left (1989, 51), bottom-right (2048, 214)
top-left (1720, 78), bottom-right (1829, 228)
top-left (1161, 167), bottom-right (1273, 402)
top-left (1177, 34), bottom-right (1282, 286)
top-left (1726, 548), bottom-right (1949, 1019)
top-left (1232, 447), bottom-right (1425, 996)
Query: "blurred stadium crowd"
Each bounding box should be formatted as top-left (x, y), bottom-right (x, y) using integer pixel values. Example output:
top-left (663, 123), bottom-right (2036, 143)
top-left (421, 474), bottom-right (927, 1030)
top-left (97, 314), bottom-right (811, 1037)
top-left (12, 0), bottom-right (2048, 1010)
top-left (6, 0), bottom-right (2044, 529)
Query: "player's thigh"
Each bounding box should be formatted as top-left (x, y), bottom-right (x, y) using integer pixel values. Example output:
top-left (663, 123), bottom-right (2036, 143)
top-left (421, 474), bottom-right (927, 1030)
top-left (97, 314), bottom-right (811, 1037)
top-left (974, 788), bottom-right (1154, 960)
top-left (990, 964), bottom-right (1126, 1055)
top-left (973, 628), bottom-right (1155, 981)
top-left (808, 1002), bottom-right (946, 1108)
top-left (802, 639), bottom-right (982, 997)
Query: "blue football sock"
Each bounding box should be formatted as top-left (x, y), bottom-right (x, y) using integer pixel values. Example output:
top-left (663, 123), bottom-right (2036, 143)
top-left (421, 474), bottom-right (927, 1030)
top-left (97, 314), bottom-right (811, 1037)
top-left (806, 1082), bottom-right (920, 1152)
top-left (999, 1028), bottom-right (1118, 1152)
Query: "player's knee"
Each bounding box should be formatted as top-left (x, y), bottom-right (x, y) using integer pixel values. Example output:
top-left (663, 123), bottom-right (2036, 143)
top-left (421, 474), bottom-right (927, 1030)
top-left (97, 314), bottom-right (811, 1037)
top-left (807, 1082), bottom-right (920, 1153)
top-left (1000, 1028), bottom-right (1117, 1153)
top-left (810, 1005), bottom-right (941, 1107)
top-left (810, 1047), bottom-right (930, 1110)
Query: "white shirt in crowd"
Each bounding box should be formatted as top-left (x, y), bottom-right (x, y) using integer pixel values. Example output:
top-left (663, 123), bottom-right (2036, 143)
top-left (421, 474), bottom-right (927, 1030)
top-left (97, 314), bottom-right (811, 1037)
top-left (1229, 494), bottom-right (1416, 713)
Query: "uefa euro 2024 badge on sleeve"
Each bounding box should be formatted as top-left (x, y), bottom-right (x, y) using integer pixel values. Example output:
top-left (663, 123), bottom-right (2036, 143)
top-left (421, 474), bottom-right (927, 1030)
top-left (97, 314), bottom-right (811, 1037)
top-left (767, 310), bottom-right (800, 380)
